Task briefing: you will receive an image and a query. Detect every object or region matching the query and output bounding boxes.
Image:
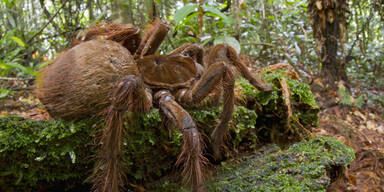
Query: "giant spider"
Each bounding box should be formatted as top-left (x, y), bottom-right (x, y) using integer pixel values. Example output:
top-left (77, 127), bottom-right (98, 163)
top-left (35, 18), bottom-right (271, 192)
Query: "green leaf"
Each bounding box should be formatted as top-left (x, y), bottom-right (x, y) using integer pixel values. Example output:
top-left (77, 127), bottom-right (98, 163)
top-left (175, 12), bottom-right (199, 32)
top-left (11, 36), bottom-right (25, 47)
top-left (0, 170), bottom-right (13, 176)
top-left (0, 89), bottom-right (12, 99)
top-left (1, 62), bottom-right (35, 75)
top-left (3, 0), bottom-right (13, 7)
top-left (174, 4), bottom-right (198, 25)
top-left (202, 5), bottom-right (233, 24)
top-left (214, 36), bottom-right (241, 54)
top-left (267, 15), bottom-right (275, 20)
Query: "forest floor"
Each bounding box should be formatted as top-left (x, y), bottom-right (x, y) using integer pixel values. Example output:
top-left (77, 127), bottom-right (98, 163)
top-left (1, 67), bottom-right (383, 191)
top-left (312, 92), bottom-right (384, 192)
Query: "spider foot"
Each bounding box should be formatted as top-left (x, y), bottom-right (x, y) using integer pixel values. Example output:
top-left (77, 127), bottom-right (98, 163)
top-left (176, 128), bottom-right (209, 191)
top-left (210, 128), bottom-right (225, 161)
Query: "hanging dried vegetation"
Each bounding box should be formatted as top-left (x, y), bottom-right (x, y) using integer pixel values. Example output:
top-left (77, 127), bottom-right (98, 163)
top-left (308, 0), bottom-right (349, 84)
top-left (309, 0), bottom-right (349, 52)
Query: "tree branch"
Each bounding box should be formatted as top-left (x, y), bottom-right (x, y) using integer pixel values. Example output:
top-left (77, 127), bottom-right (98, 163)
top-left (0, 77), bottom-right (34, 81)
top-left (39, 0), bottom-right (62, 33)
top-left (26, 0), bottom-right (70, 44)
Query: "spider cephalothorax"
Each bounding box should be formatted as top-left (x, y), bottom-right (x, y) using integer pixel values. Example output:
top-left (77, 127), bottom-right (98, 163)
top-left (35, 18), bottom-right (271, 192)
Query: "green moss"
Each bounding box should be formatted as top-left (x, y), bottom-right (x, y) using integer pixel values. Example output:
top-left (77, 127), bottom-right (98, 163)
top-left (208, 136), bottom-right (355, 192)
top-left (0, 117), bottom-right (100, 191)
top-left (236, 69), bottom-right (319, 143)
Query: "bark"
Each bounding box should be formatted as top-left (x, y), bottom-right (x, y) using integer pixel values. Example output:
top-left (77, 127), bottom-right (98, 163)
top-left (320, 10), bottom-right (347, 88)
top-left (320, 18), bottom-right (347, 87)
top-left (233, 0), bottom-right (241, 41)
top-left (198, 0), bottom-right (204, 36)
top-left (308, 0), bottom-right (349, 89)
top-left (87, 0), bottom-right (94, 21)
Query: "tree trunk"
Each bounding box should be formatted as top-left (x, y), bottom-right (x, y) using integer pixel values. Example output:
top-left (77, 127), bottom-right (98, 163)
top-left (308, 0), bottom-right (349, 89)
top-left (233, 0), bottom-right (241, 41)
top-left (87, 0), bottom-right (94, 21)
top-left (198, 0), bottom-right (204, 37)
top-left (320, 15), bottom-right (347, 87)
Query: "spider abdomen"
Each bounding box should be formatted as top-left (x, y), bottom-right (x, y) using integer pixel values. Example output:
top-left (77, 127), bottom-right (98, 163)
top-left (35, 39), bottom-right (138, 120)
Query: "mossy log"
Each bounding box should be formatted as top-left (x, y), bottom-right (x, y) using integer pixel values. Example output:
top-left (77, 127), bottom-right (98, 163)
top-left (0, 116), bottom-right (354, 192)
top-left (147, 136), bottom-right (355, 192)
top-left (0, 69), bottom-right (322, 191)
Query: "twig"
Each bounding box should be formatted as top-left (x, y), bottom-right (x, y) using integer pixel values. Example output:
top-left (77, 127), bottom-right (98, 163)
top-left (26, 0), bottom-right (70, 44)
top-left (346, 10), bottom-right (374, 58)
top-left (242, 42), bottom-right (275, 47)
top-left (6, 87), bottom-right (33, 91)
top-left (39, 0), bottom-right (62, 34)
top-left (0, 77), bottom-right (35, 81)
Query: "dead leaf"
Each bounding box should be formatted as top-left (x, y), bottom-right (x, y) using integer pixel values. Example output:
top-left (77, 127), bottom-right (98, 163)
top-left (128, 183), bottom-right (145, 192)
top-left (346, 115), bottom-right (353, 123)
top-left (366, 121), bottom-right (376, 130)
top-left (333, 107), bottom-right (341, 118)
top-left (313, 78), bottom-right (324, 88)
top-left (327, 10), bottom-right (334, 23)
top-left (0, 111), bottom-right (8, 117)
top-left (347, 173), bottom-right (357, 184)
top-left (354, 110), bottom-right (367, 122)
top-left (319, 11), bottom-right (327, 30)
top-left (315, 0), bottom-right (323, 10)
top-left (329, 90), bottom-right (337, 96)
top-left (358, 125), bottom-right (366, 131)
top-left (377, 125), bottom-right (384, 133)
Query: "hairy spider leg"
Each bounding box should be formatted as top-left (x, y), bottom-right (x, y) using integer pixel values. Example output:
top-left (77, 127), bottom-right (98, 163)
top-left (176, 62), bottom-right (235, 160)
top-left (92, 75), bottom-right (152, 192)
top-left (207, 43), bottom-right (272, 91)
top-left (155, 90), bottom-right (208, 192)
top-left (169, 43), bottom-right (204, 66)
top-left (134, 18), bottom-right (169, 59)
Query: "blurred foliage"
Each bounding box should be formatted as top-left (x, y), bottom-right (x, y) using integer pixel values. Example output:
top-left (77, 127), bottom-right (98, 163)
top-left (338, 87), bottom-right (364, 109)
top-left (0, 0), bottom-right (383, 92)
top-left (347, 0), bottom-right (384, 88)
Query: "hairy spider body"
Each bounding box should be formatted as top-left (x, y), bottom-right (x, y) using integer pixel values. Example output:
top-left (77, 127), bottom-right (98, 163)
top-left (36, 18), bottom-right (270, 192)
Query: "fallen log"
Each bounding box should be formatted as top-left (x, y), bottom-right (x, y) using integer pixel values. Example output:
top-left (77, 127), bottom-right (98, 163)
top-left (1, 68), bottom-right (322, 191)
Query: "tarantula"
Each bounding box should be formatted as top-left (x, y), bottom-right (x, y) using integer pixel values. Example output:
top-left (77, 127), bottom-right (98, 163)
top-left (36, 18), bottom-right (271, 192)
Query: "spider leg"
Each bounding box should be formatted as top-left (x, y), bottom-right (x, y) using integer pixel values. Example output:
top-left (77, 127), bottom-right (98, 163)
top-left (168, 43), bottom-right (205, 78)
top-left (207, 43), bottom-right (272, 91)
top-left (93, 75), bottom-right (152, 192)
top-left (169, 43), bottom-right (204, 65)
top-left (155, 90), bottom-right (208, 192)
top-left (134, 18), bottom-right (169, 59)
top-left (176, 62), bottom-right (235, 160)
